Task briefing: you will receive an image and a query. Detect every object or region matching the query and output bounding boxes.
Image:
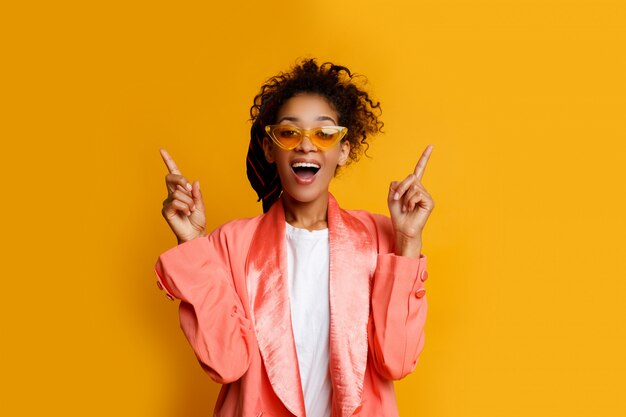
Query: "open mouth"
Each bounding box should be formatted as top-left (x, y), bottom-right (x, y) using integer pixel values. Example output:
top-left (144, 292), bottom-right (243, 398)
top-left (291, 161), bottom-right (321, 180)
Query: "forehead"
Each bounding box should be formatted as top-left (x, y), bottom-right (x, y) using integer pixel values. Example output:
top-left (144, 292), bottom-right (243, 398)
top-left (276, 93), bottom-right (338, 122)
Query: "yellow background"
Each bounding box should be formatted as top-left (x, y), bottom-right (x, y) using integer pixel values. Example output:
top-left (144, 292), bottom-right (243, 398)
top-left (2, 0), bottom-right (625, 416)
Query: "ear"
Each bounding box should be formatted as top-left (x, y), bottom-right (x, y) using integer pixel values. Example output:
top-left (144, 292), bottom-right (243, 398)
top-left (337, 140), bottom-right (351, 166)
top-left (262, 136), bottom-right (275, 164)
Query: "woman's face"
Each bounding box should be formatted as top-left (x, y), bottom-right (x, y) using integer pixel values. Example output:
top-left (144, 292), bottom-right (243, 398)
top-left (263, 93), bottom-right (350, 205)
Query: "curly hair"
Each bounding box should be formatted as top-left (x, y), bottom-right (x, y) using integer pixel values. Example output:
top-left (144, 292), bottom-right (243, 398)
top-left (249, 58), bottom-right (384, 165)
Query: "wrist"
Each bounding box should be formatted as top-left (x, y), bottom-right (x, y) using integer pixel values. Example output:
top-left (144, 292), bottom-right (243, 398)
top-left (394, 234), bottom-right (423, 259)
top-left (177, 232), bottom-right (207, 245)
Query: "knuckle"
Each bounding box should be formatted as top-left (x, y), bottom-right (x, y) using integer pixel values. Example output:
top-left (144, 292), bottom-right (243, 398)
top-left (172, 190), bottom-right (188, 201)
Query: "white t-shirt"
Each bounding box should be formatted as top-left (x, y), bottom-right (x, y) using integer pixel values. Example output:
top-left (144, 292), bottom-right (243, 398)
top-left (285, 222), bottom-right (332, 417)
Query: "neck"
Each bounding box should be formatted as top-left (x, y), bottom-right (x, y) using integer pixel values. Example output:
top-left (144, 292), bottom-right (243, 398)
top-left (281, 192), bottom-right (329, 231)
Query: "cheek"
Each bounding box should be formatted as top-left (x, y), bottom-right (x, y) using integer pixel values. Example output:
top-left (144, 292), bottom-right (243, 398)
top-left (325, 149), bottom-right (343, 170)
top-left (274, 153), bottom-right (293, 176)
top-left (275, 152), bottom-right (288, 165)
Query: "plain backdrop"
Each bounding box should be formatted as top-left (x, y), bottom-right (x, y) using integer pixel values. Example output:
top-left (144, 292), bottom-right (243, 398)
top-left (1, 0), bottom-right (625, 416)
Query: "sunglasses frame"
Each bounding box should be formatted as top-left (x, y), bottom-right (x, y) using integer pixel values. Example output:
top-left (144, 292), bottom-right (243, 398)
top-left (265, 125), bottom-right (348, 150)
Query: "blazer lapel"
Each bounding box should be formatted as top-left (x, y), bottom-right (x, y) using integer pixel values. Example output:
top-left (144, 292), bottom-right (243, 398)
top-left (327, 193), bottom-right (377, 417)
top-left (245, 194), bottom-right (376, 417)
top-left (246, 198), bottom-right (306, 417)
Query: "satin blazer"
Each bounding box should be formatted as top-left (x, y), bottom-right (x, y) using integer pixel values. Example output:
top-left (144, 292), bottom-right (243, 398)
top-left (154, 193), bottom-right (429, 417)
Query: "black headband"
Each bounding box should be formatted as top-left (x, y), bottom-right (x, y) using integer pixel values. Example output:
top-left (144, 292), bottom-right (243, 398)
top-left (246, 100), bottom-right (282, 213)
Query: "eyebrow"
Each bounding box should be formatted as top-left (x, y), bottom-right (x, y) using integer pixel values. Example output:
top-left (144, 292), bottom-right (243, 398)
top-left (277, 115), bottom-right (338, 125)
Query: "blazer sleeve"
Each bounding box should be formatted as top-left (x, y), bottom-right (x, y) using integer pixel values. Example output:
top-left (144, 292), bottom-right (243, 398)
top-left (153, 228), bottom-right (257, 384)
top-left (363, 213), bottom-right (429, 381)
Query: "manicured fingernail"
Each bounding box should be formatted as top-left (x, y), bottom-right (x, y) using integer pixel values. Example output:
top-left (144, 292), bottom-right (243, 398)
top-left (186, 183), bottom-right (192, 191)
top-left (394, 192), bottom-right (400, 200)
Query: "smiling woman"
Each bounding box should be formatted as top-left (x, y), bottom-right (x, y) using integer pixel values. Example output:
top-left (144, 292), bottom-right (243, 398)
top-left (260, 93), bottom-right (352, 222)
top-left (247, 59), bottom-right (384, 213)
top-left (154, 58), bottom-right (435, 417)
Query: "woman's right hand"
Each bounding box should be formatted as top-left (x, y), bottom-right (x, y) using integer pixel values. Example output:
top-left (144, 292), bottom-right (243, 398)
top-left (160, 148), bottom-right (207, 244)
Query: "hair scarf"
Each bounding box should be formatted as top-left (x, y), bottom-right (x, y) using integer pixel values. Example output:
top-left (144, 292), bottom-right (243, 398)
top-left (246, 100), bottom-right (282, 213)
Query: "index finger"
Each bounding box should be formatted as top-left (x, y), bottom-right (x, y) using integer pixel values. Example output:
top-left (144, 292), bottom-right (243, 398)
top-left (160, 148), bottom-right (182, 175)
top-left (413, 144), bottom-right (434, 181)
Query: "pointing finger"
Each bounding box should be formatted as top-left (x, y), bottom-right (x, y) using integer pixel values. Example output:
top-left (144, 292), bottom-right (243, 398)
top-left (413, 144), bottom-right (434, 181)
top-left (160, 148), bottom-right (182, 175)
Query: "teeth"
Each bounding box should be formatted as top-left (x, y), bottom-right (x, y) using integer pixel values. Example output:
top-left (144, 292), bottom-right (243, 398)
top-left (291, 162), bottom-right (320, 169)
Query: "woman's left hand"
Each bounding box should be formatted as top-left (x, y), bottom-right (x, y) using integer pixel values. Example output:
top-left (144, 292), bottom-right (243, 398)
top-left (388, 144), bottom-right (435, 258)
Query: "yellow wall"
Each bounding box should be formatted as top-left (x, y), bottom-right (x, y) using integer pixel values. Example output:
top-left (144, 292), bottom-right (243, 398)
top-left (2, 1), bottom-right (625, 416)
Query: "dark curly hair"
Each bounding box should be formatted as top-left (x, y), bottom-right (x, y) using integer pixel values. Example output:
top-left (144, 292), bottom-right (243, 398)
top-left (250, 58), bottom-right (383, 164)
top-left (246, 58), bottom-right (383, 212)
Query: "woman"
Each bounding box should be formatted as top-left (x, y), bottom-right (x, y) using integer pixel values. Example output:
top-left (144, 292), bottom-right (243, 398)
top-left (154, 59), bottom-right (435, 417)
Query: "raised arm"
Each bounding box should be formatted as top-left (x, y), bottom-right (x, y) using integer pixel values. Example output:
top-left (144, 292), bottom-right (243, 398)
top-left (367, 144), bottom-right (435, 380)
top-left (156, 149), bottom-right (256, 383)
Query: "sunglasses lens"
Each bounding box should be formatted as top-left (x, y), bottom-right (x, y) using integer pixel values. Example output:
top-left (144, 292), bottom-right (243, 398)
top-left (312, 127), bottom-right (343, 148)
top-left (272, 126), bottom-right (303, 149)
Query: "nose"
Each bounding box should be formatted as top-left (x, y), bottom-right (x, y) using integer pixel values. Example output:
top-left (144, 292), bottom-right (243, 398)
top-left (295, 133), bottom-right (318, 152)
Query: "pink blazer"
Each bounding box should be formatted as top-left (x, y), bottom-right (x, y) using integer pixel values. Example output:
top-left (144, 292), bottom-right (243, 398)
top-left (154, 193), bottom-right (429, 417)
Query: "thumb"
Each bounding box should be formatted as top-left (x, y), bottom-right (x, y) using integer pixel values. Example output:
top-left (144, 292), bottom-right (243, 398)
top-left (388, 181), bottom-right (400, 204)
top-left (192, 180), bottom-right (205, 211)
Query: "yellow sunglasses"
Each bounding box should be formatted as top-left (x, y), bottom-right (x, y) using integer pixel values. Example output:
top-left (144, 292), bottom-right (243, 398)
top-left (265, 125), bottom-right (348, 150)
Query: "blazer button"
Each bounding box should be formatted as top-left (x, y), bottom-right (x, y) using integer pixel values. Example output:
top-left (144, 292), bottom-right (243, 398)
top-left (415, 288), bottom-right (426, 298)
top-left (165, 293), bottom-right (175, 301)
top-left (156, 281), bottom-right (163, 290)
top-left (420, 270), bottom-right (429, 282)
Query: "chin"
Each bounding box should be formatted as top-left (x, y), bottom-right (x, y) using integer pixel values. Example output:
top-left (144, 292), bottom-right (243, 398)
top-left (281, 185), bottom-right (327, 204)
